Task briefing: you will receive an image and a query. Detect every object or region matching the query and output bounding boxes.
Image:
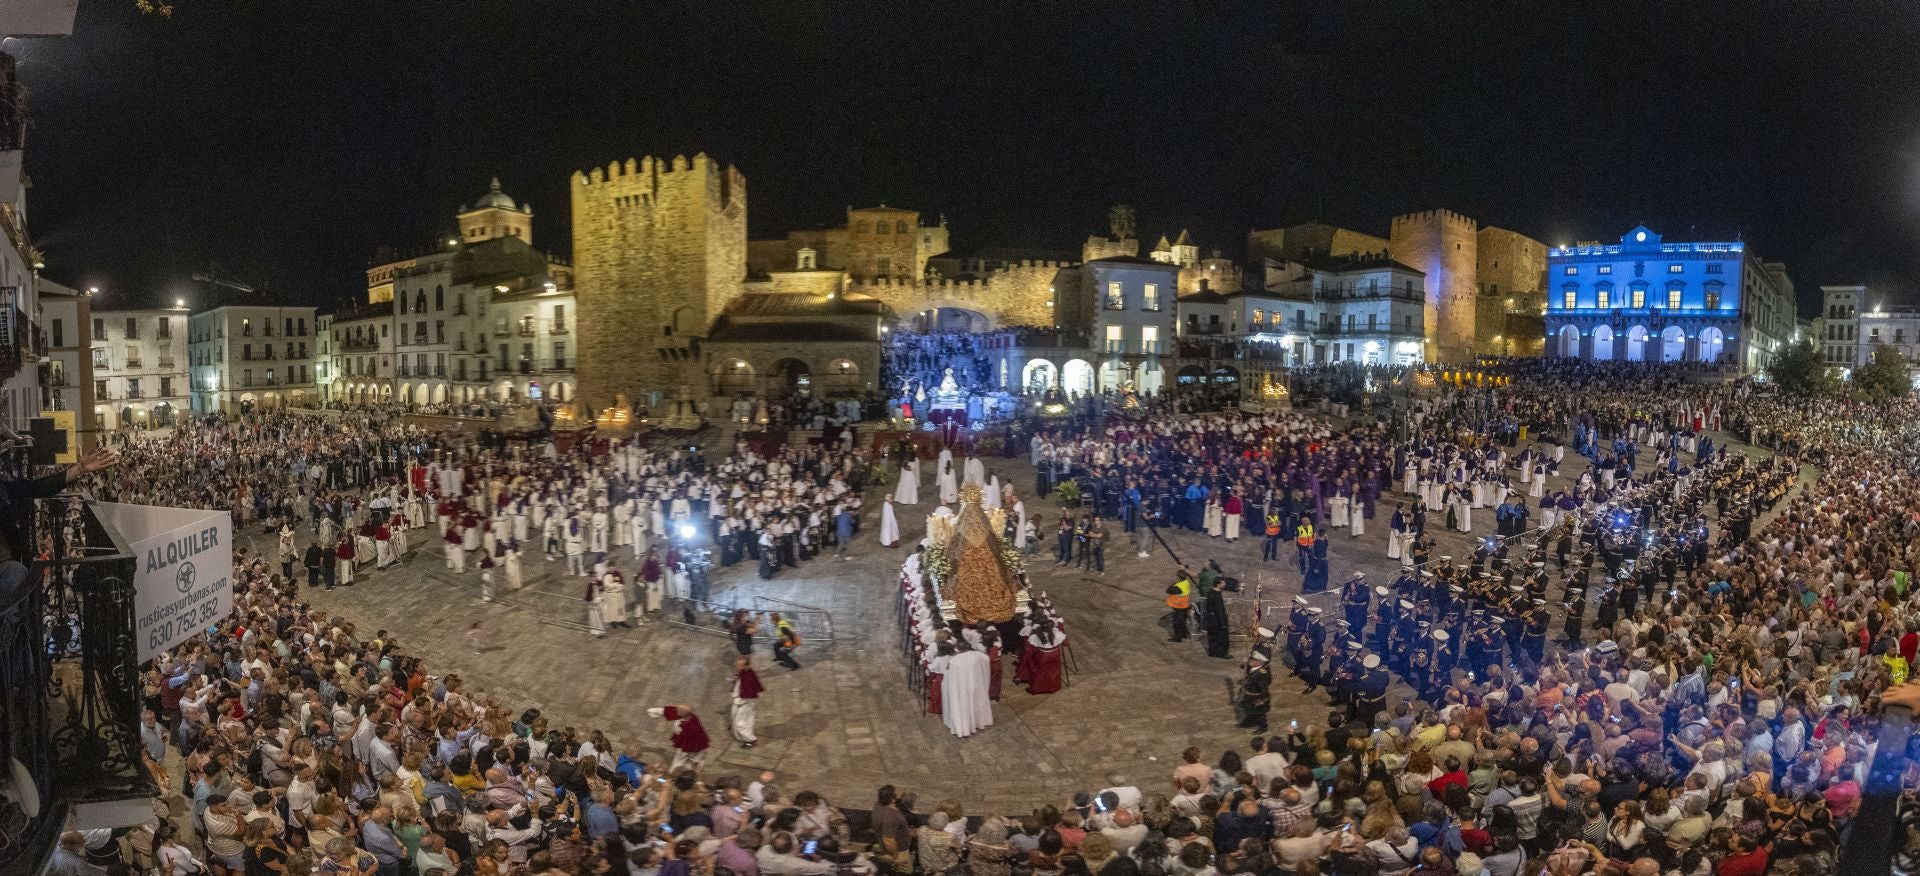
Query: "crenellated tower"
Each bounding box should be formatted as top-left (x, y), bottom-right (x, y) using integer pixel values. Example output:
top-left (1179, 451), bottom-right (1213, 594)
top-left (570, 153), bottom-right (747, 407)
top-left (1390, 209), bottom-right (1479, 364)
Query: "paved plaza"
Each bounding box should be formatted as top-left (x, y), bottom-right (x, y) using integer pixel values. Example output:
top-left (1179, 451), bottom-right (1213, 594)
top-left (255, 418), bottom-right (1772, 812)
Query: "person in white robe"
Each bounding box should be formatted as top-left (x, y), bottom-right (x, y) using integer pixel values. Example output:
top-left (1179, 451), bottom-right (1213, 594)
top-left (505, 542), bottom-right (523, 590)
top-left (599, 571), bottom-right (630, 627)
top-left (880, 497), bottom-right (902, 548)
top-left (938, 456), bottom-right (960, 504)
top-left (1349, 495), bottom-right (1365, 538)
top-left (963, 455), bottom-right (986, 489)
top-left (894, 458), bottom-right (921, 505)
top-left (587, 580), bottom-right (607, 637)
top-left (983, 475), bottom-right (1003, 510)
top-left (941, 644), bottom-right (994, 738)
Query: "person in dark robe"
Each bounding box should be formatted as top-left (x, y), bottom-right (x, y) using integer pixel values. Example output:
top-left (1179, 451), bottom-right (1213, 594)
top-left (1202, 587), bottom-right (1231, 658)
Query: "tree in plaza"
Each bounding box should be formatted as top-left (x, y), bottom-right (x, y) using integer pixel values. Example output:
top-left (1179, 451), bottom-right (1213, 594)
top-left (1767, 339), bottom-right (1833, 396)
top-left (1849, 342), bottom-right (1914, 401)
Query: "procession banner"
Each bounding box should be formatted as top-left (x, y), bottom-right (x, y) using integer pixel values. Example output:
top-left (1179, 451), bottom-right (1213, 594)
top-left (90, 501), bottom-right (235, 662)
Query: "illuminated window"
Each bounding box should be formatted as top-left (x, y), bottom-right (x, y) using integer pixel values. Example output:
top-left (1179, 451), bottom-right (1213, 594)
top-left (1705, 291), bottom-right (1721, 310)
top-left (1598, 265), bottom-right (1613, 275)
top-left (1143, 283), bottom-right (1159, 311)
top-left (1563, 291), bottom-right (1577, 310)
top-left (1668, 289), bottom-right (1683, 309)
top-left (1252, 309), bottom-right (1265, 327)
top-left (1563, 266), bottom-right (1578, 275)
top-left (1668, 264), bottom-right (1683, 273)
top-left (1106, 282), bottom-right (1125, 309)
top-left (1631, 288), bottom-right (1645, 309)
top-left (1105, 325), bottom-right (1124, 353)
top-left (1596, 289), bottom-right (1610, 309)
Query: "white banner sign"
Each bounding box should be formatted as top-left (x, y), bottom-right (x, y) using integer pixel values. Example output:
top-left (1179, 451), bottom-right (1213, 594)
top-left (90, 502), bottom-right (235, 662)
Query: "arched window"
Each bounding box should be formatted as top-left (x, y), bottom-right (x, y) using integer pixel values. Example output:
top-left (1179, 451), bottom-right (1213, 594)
top-left (856, 221), bottom-right (870, 233)
top-left (875, 221), bottom-right (889, 235)
top-left (895, 220), bottom-right (909, 233)
top-left (414, 291), bottom-right (427, 313)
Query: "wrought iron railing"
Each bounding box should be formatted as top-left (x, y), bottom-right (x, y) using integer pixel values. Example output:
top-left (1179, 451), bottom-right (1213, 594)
top-left (0, 461), bottom-right (152, 876)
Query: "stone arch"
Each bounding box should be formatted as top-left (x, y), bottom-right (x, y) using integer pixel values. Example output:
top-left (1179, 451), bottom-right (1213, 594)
top-left (915, 303), bottom-right (993, 333)
top-left (1591, 324), bottom-right (1614, 361)
top-left (1626, 325), bottom-right (1648, 362)
top-left (550, 381), bottom-right (574, 402)
top-left (712, 358), bottom-right (756, 396)
top-left (1697, 326), bottom-right (1725, 363)
top-left (1660, 326), bottom-right (1686, 362)
top-left (152, 401), bottom-right (177, 427)
top-left (1176, 364), bottom-right (1207, 387)
top-left (1021, 358), bottom-right (1058, 393)
top-left (1210, 365), bottom-right (1241, 385)
top-left (430, 384), bottom-right (448, 405)
top-left (495, 378), bottom-right (517, 402)
top-left (1557, 325), bottom-right (1580, 358)
top-left (1062, 358), bottom-right (1094, 394)
top-left (379, 384), bottom-right (392, 402)
top-left (768, 358), bottom-right (812, 398)
top-left (820, 358), bottom-right (861, 397)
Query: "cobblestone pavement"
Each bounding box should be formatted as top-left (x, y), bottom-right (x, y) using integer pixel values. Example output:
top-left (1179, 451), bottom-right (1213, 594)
top-left (261, 422), bottom-right (1772, 814)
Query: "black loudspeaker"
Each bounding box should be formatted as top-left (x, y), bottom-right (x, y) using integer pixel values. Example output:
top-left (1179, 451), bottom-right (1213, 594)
top-left (28, 416), bottom-right (64, 465)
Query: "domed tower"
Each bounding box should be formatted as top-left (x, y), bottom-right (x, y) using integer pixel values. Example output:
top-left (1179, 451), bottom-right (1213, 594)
top-left (457, 177), bottom-right (534, 244)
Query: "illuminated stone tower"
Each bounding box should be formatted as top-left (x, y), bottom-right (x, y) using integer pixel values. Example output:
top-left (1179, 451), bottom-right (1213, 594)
top-left (570, 153), bottom-right (747, 408)
top-left (1390, 209), bottom-right (1479, 363)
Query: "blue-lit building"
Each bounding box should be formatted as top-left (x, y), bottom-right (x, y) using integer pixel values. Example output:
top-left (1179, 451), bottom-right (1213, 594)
top-left (1544, 226), bottom-right (1795, 372)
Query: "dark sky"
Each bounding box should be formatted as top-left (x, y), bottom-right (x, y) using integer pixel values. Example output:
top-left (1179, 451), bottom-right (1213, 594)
top-left (12, 2), bottom-right (1920, 315)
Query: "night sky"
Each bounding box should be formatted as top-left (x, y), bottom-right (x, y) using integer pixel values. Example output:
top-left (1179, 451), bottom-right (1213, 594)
top-left (12, 2), bottom-right (1920, 314)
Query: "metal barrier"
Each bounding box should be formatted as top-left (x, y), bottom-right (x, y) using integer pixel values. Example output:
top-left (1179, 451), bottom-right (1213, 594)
top-left (752, 595), bottom-right (837, 643)
top-left (659, 594), bottom-right (839, 643)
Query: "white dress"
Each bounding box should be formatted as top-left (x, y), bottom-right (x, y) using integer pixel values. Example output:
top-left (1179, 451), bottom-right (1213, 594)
top-left (894, 460), bottom-right (921, 505)
top-left (938, 460), bottom-right (960, 504)
top-left (880, 500), bottom-right (901, 547)
top-left (963, 457), bottom-right (986, 489)
top-left (1328, 495), bottom-right (1349, 529)
top-left (1349, 500), bottom-right (1365, 537)
top-left (941, 649), bottom-right (994, 738)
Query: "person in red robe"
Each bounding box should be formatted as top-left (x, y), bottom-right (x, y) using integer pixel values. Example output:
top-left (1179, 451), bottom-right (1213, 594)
top-left (1025, 623), bottom-right (1065, 695)
top-left (730, 657), bottom-right (764, 748)
top-left (983, 626), bottom-right (1004, 702)
top-left (647, 704), bottom-right (710, 773)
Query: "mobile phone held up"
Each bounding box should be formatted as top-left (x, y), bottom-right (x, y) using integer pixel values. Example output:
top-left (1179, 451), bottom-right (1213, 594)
top-left (802, 840), bottom-right (819, 856)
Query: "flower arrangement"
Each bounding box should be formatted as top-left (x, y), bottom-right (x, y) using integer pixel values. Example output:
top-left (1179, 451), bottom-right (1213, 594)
top-left (924, 540), bottom-right (954, 583)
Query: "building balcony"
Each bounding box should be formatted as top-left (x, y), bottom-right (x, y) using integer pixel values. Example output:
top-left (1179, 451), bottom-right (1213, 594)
top-left (157, 358), bottom-right (175, 369)
top-left (341, 339), bottom-right (380, 352)
top-left (125, 360), bottom-right (141, 369)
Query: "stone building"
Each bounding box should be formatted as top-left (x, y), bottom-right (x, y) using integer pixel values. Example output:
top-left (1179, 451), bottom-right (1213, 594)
top-left (1813, 285), bottom-right (1919, 381)
top-left (571, 153), bottom-right (747, 410)
top-left (1474, 226), bottom-right (1549, 357)
top-left (702, 294), bottom-right (888, 401)
top-left (188, 304), bottom-right (317, 414)
top-left (1544, 225), bottom-right (1795, 372)
top-left (88, 305), bottom-right (189, 428)
top-left (351, 179), bottom-right (576, 408)
top-left (1389, 209), bottom-right (1480, 364)
top-left (1246, 221), bottom-right (1391, 266)
top-left (323, 303), bottom-right (394, 405)
top-left (35, 279), bottom-right (95, 441)
top-left (749, 205), bottom-right (950, 283)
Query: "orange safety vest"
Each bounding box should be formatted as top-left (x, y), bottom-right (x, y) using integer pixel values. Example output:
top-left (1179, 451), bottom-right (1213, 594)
top-left (1166, 579), bottom-right (1192, 610)
top-left (1265, 515), bottom-right (1282, 537)
top-left (1296, 522), bottom-right (1315, 547)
